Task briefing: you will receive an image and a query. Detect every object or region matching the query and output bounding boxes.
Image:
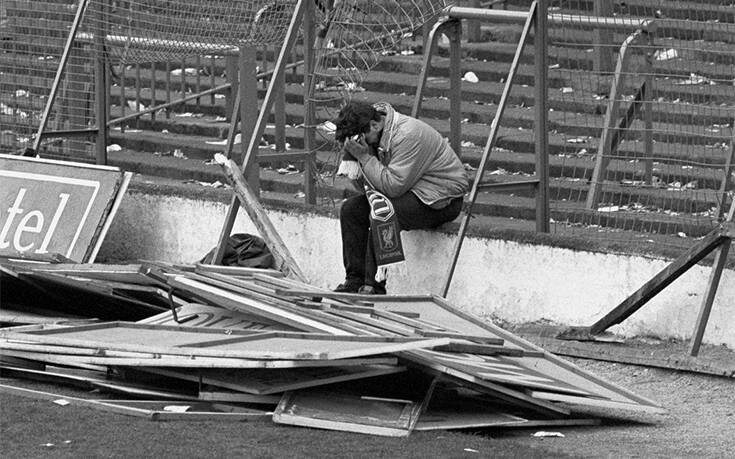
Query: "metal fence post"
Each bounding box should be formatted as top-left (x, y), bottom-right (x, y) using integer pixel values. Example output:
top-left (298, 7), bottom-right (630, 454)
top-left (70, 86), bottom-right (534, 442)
top-left (643, 34), bottom-right (654, 185)
top-left (593, 0), bottom-right (614, 75)
top-left (225, 55), bottom-right (238, 122)
top-left (535, 0), bottom-right (549, 232)
top-left (94, 0), bottom-right (108, 164)
top-left (466, 0), bottom-right (481, 42)
top-left (274, 56), bottom-right (286, 152)
top-left (239, 46), bottom-right (259, 190)
top-left (448, 20), bottom-right (463, 157)
top-left (303, 0), bottom-right (317, 205)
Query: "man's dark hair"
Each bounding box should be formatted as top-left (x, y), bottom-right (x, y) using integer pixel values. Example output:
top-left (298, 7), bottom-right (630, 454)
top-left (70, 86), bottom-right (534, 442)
top-left (333, 101), bottom-right (383, 142)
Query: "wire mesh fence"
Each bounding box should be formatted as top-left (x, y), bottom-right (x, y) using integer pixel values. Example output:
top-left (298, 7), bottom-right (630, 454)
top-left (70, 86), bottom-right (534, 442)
top-left (2, 0), bottom-right (733, 252)
top-left (1, 0), bottom-right (98, 159)
top-left (545, 0), bottom-right (735, 247)
top-left (0, 0), bottom-right (300, 161)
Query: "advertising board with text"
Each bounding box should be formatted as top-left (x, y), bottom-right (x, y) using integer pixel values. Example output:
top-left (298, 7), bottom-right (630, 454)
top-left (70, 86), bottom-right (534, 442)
top-left (0, 154), bottom-right (130, 262)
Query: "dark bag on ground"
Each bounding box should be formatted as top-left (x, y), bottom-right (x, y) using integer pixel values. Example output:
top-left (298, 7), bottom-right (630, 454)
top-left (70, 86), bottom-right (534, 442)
top-left (199, 233), bottom-right (275, 268)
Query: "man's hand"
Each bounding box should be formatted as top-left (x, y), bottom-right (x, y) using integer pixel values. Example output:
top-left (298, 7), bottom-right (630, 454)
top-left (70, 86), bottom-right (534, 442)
top-left (343, 136), bottom-right (371, 162)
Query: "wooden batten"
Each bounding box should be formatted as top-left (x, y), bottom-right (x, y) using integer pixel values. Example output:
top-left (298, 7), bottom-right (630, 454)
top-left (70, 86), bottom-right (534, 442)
top-left (148, 365), bottom-right (408, 395)
top-left (2, 323), bottom-right (451, 361)
top-left (214, 154), bottom-right (308, 282)
top-left (0, 383), bottom-right (270, 422)
top-left (198, 390), bottom-right (282, 404)
top-left (167, 275), bottom-right (351, 335)
top-left (0, 348), bottom-right (399, 369)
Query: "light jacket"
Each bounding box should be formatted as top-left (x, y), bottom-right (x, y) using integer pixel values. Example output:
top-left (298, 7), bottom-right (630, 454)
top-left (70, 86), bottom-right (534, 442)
top-left (358, 102), bottom-right (469, 209)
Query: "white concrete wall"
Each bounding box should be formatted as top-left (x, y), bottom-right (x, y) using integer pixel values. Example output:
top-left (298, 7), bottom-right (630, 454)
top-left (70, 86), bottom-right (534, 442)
top-left (100, 190), bottom-right (735, 348)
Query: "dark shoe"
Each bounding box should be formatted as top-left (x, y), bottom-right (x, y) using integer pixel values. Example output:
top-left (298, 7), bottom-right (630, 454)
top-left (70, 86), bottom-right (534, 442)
top-left (358, 282), bottom-right (386, 295)
top-left (334, 279), bottom-right (362, 293)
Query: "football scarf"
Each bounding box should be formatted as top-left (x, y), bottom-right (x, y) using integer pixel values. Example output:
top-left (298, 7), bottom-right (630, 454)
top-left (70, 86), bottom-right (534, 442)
top-left (366, 189), bottom-right (405, 267)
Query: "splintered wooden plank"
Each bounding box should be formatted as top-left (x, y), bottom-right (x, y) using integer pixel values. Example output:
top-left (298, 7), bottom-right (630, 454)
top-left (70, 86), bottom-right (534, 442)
top-left (0, 364), bottom-right (106, 390)
top-left (178, 334), bottom-right (449, 360)
top-left (367, 297), bottom-right (509, 338)
top-left (7, 321), bottom-right (268, 347)
top-left (184, 272), bottom-right (376, 330)
top-left (415, 412), bottom-right (526, 430)
top-left (0, 384), bottom-right (270, 422)
top-left (2, 262), bottom-right (154, 285)
top-left (0, 364), bottom-right (198, 401)
top-left (146, 365), bottom-right (407, 395)
top-left (327, 310), bottom-right (416, 336)
top-left (246, 273), bottom-right (376, 309)
top-left (0, 349), bottom-right (399, 369)
top-left (415, 410), bottom-right (600, 431)
top-left (416, 382), bottom-right (589, 430)
top-left (194, 262), bottom-right (286, 278)
top-left (273, 390), bottom-right (417, 437)
top-left (370, 310), bottom-right (450, 332)
top-left (299, 301), bottom-right (376, 315)
top-left (0, 308), bottom-right (87, 325)
top-left (274, 288), bottom-right (434, 303)
top-left (0, 340), bottom-right (166, 359)
top-left (406, 351), bottom-right (570, 416)
top-left (198, 391), bottom-right (282, 404)
top-left (214, 154), bottom-right (307, 282)
top-left (249, 274), bottom-right (373, 306)
top-left (434, 342), bottom-right (544, 358)
top-left (6, 322), bottom-right (449, 360)
top-left (415, 349), bottom-right (593, 397)
top-left (416, 410), bottom-right (528, 431)
top-left (417, 331), bottom-right (505, 346)
top-left (98, 400), bottom-right (270, 417)
top-left (361, 296), bottom-right (664, 412)
top-left (190, 271), bottom-right (300, 304)
top-left (420, 348), bottom-right (628, 402)
top-left (0, 154), bottom-right (130, 263)
top-left (138, 303), bottom-right (296, 332)
top-left (529, 391), bottom-right (666, 414)
top-left (168, 275), bottom-right (351, 335)
top-left (250, 272), bottom-right (325, 292)
top-left (0, 349), bottom-right (105, 372)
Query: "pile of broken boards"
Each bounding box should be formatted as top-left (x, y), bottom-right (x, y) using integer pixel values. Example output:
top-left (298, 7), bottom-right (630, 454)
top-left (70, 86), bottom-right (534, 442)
top-left (0, 260), bottom-right (664, 436)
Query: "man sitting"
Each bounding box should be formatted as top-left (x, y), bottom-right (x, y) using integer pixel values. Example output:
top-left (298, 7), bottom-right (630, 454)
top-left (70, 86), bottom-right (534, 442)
top-left (333, 100), bottom-right (469, 294)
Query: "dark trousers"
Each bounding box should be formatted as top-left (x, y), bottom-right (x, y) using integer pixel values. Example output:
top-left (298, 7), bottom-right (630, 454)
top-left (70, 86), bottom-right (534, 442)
top-left (339, 192), bottom-right (463, 286)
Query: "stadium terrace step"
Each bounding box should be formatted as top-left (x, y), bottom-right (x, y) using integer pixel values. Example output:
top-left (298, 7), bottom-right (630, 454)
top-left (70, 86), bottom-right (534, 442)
top-left (4, 49), bottom-right (732, 128)
top-left (105, 146), bottom-right (718, 238)
top-left (103, 123), bottom-right (723, 220)
top-left (104, 101), bottom-right (731, 187)
top-left (101, 57), bottom-right (735, 121)
top-left (104, 71), bottom-right (734, 144)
